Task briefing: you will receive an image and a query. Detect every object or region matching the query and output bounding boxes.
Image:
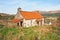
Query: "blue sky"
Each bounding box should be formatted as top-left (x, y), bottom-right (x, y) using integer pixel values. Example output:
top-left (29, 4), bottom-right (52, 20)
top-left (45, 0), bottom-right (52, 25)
top-left (0, 0), bottom-right (60, 14)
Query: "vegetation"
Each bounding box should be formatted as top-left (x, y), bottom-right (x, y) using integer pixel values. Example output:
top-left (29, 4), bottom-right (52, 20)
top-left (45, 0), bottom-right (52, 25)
top-left (42, 13), bottom-right (60, 17)
top-left (57, 17), bottom-right (60, 22)
top-left (0, 25), bottom-right (60, 40)
top-left (0, 15), bottom-right (14, 20)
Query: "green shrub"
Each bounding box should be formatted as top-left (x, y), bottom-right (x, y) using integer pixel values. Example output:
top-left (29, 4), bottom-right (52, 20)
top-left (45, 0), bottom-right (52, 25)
top-left (0, 24), bottom-right (4, 28)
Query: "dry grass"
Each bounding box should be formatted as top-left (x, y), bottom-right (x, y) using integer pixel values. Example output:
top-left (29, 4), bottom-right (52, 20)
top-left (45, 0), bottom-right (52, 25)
top-left (0, 25), bottom-right (60, 40)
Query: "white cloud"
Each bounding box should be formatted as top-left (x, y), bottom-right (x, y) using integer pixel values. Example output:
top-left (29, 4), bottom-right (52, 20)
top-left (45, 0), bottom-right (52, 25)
top-left (0, 0), bottom-right (60, 14)
top-left (19, 0), bottom-right (60, 11)
top-left (40, 5), bottom-right (60, 11)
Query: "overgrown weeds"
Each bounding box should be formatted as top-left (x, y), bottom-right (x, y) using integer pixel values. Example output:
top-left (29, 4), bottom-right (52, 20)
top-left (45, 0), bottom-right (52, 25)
top-left (0, 26), bottom-right (60, 40)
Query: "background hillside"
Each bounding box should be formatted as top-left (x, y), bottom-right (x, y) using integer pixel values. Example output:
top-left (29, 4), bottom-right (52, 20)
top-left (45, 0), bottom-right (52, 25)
top-left (42, 13), bottom-right (60, 17)
top-left (41, 10), bottom-right (60, 17)
top-left (0, 13), bottom-right (14, 20)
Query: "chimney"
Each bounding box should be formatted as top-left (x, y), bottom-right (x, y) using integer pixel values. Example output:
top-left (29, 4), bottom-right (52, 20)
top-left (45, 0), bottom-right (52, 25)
top-left (18, 8), bottom-right (21, 12)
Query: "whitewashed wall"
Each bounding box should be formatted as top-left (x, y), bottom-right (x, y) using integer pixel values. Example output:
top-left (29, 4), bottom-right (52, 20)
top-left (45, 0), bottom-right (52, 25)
top-left (23, 19), bottom-right (36, 27)
top-left (23, 19), bottom-right (31, 27)
top-left (15, 12), bottom-right (23, 19)
top-left (31, 19), bottom-right (36, 26)
top-left (18, 18), bottom-right (44, 27)
top-left (42, 18), bottom-right (44, 25)
top-left (39, 22), bottom-right (41, 26)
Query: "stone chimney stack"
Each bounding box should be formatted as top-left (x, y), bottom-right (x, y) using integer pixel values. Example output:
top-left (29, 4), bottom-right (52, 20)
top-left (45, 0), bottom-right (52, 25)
top-left (18, 8), bottom-right (21, 12)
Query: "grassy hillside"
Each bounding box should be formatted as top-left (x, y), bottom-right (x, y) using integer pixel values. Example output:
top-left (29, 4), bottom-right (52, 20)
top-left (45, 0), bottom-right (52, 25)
top-left (0, 13), bottom-right (14, 20)
top-left (0, 26), bottom-right (60, 40)
top-left (42, 13), bottom-right (60, 17)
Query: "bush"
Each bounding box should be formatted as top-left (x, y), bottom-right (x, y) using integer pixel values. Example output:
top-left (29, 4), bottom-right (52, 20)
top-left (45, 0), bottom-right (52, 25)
top-left (0, 24), bottom-right (4, 28)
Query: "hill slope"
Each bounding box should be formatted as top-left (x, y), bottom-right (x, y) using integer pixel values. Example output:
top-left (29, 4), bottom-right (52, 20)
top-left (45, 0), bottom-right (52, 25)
top-left (0, 13), bottom-right (14, 20)
top-left (41, 10), bottom-right (60, 17)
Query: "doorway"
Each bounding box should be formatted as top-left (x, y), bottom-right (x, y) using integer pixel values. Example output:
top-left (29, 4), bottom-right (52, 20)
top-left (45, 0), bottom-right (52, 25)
top-left (20, 21), bottom-right (23, 27)
top-left (37, 21), bottom-right (39, 26)
top-left (17, 22), bottom-right (19, 26)
top-left (17, 21), bottom-right (23, 27)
